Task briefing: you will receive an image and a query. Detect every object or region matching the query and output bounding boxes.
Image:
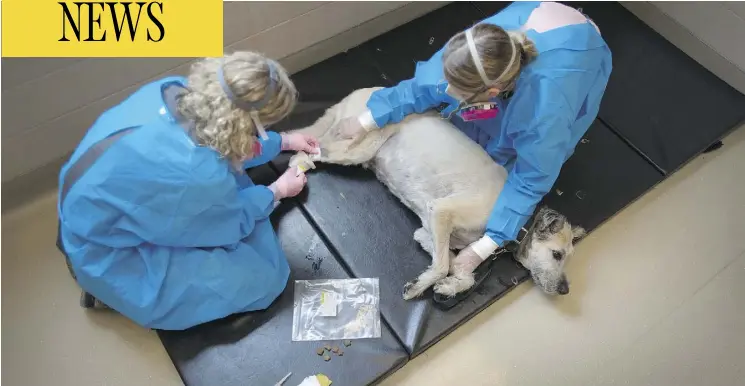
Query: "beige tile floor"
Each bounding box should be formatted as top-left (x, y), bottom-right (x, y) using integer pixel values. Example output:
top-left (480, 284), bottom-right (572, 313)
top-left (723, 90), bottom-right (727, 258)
top-left (3, 124), bottom-right (745, 386)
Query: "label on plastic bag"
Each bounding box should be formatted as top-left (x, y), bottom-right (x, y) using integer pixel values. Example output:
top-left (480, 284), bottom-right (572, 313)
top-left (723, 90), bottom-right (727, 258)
top-left (318, 291), bottom-right (338, 317)
top-left (292, 278), bottom-right (381, 341)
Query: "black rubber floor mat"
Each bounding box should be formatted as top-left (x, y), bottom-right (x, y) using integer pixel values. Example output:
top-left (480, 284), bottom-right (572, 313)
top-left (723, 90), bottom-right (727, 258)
top-left (541, 120), bottom-right (663, 232)
top-left (291, 45), bottom-right (390, 102)
top-left (273, 154), bottom-right (529, 355)
top-left (361, 2), bottom-right (485, 83)
top-left (274, 121), bottom-right (662, 356)
top-left (563, 2), bottom-right (745, 174)
top-left (157, 166), bottom-right (408, 386)
top-left (266, 1), bottom-right (662, 355)
top-left (273, 45), bottom-right (391, 134)
top-left (155, 1), bottom-right (739, 382)
top-left (471, 1), bottom-right (511, 16)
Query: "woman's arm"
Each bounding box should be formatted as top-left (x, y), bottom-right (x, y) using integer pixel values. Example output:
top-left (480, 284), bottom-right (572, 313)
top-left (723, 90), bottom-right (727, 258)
top-left (63, 161), bottom-right (278, 249)
top-left (484, 79), bottom-right (573, 246)
top-left (363, 49), bottom-right (456, 129)
top-left (242, 131), bottom-right (283, 169)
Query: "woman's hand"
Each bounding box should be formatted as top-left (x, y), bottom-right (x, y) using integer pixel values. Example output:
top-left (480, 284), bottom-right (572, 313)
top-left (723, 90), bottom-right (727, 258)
top-left (451, 246), bottom-right (485, 274)
top-left (269, 166), bottom-right (308, 200)
top-left (280, 132), bottom-right (320, 154)
top-left (451, 235), bottom-right (498, 273)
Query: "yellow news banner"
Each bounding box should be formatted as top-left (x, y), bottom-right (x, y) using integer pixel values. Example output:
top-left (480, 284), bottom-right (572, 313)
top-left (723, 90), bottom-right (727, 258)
top-left (2, 0), bottom-right (223, 57)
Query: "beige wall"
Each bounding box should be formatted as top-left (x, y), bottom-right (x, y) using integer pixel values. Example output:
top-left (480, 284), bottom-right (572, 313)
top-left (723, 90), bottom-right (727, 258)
top-left (1, 1), bottom-right (446, 190)
top-left (622, 1), bottom-right (745, 95)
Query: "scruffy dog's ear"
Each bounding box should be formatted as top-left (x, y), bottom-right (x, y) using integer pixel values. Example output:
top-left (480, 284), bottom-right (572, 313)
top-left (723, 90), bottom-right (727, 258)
top-left (535, 207), bottom-right (564, 239)
top-left (571, 226), bottom-right (586, 244)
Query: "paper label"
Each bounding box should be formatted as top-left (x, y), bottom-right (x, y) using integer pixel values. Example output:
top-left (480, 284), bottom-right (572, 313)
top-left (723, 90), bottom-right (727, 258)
top-left (296, 163), bottom-right (309, 176)
top-left (318, 292), bottom-right (338, 317)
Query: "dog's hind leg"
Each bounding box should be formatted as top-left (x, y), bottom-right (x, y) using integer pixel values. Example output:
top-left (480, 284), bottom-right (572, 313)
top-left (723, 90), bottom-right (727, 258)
top-left (316, 126), bottom-right (399, 166)
top-left (403, 198), bottom-right (456, 300)
top-left (290, 88), bottom-right (383, 145)
top-left (289, 104), bottom-right (340, 143)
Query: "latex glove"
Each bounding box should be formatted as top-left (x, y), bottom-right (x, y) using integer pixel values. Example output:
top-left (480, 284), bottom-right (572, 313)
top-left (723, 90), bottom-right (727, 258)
top-left (269, 166), bottom-right (308, 200)
top-left (451, 236), bottom-right (499, 273)
top-left (281, 133), bottom-right (320, 154)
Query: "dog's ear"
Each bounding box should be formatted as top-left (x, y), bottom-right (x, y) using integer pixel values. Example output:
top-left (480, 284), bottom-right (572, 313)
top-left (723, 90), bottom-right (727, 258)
top-left (535, 207), bottom-right (564, 238)
top-left (571, 226), bottom-right (586, 244)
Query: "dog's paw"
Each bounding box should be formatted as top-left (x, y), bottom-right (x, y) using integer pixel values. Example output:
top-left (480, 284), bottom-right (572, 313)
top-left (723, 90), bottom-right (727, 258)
top-left (402, 280), bottom-right (424, 300)
top-left (434, 275), bottom-right (475, 297)
top-left (433, 277), bottom-right (461, 297)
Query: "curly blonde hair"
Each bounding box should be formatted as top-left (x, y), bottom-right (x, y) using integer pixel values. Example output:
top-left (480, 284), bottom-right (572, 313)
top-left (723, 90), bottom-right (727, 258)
top-left (443, 24), bottom-right (538, 94)
top-left (178, 51), bottom-right (297, 164)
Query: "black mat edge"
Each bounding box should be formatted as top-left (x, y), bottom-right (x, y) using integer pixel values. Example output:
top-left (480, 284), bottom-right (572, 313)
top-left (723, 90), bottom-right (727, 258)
top-left (411, 274), bottom-right (530, 358)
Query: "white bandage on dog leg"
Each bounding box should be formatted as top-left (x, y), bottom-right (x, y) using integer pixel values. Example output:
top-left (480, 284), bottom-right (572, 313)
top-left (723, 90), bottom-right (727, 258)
top-left (297, 156), bottom-right (316, 176)
top-left (289, 151), bottom-right (317, 176)
top-left (358, 109), bottom-right (378, 131)
top-left (471, 235), bottom-right (499, 260)
top-left (309, 151), bottom-right (322, 162)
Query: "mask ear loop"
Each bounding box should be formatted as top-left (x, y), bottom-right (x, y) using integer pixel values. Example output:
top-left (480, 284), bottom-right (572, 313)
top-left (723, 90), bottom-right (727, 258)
top-left (250, 111), bottom-right (269, 141)
top-left (217, 58), bottom-right (279, 140)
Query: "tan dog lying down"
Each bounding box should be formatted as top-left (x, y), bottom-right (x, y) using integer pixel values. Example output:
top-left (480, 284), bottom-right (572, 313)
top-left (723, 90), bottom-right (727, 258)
top-left (290, 88), bottom-right (585, 299)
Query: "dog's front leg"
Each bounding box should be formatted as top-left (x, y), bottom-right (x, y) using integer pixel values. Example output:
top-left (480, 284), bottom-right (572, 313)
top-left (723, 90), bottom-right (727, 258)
top-left (433, 264), bottom-right (477, 298)
top-left (414, 227), bottom-right (455, 261)
top-left (403, 199), bottom-right (456, 300)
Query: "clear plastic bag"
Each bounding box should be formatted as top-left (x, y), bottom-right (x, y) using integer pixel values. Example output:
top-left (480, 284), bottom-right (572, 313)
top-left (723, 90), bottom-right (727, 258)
top-left (292, 278), bottom-right (381, 341)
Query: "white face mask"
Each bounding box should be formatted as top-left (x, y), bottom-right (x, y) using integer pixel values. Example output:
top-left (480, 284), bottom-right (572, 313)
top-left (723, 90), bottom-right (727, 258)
top-left (446, 85), bottom-right (495, 105)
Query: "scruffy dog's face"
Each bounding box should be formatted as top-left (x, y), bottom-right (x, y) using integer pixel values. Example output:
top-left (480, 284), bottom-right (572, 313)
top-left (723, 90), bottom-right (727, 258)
top-left (518, 208), bottom-right (585, 296)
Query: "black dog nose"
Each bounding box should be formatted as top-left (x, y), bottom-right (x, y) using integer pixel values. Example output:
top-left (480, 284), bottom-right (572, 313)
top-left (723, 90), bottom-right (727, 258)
top-left (557, 278), bottom-right (569, 295)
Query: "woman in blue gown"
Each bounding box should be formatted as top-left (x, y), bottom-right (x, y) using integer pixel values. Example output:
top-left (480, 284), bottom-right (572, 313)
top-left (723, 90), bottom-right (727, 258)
top-left (339, 2), bottom-right (612, 280)
top-left (58, 51), bottom-right (319, 329)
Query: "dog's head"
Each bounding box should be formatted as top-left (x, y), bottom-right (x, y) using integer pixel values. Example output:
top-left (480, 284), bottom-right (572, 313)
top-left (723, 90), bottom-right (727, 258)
top-left (517, 207), bottom-right (585, 296)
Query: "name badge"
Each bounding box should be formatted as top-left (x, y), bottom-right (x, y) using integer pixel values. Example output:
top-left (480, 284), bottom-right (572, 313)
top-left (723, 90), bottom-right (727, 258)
top-left (459, 102), bottom-right (499, 122)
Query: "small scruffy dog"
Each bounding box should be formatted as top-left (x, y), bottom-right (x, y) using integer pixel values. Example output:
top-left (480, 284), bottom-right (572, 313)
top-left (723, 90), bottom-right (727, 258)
top-left (290, 88), bottom-right (585, 299)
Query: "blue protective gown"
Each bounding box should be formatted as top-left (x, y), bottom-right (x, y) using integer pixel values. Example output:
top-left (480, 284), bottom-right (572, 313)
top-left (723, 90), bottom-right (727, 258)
top-left (58, 76), bottom-right (290, 330)
top-left (366, 1), bottom-right (612, 246)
